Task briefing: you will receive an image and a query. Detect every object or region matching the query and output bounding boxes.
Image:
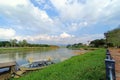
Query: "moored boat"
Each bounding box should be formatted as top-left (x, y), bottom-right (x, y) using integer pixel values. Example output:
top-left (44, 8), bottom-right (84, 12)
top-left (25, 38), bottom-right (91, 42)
top-left (19, 60), bottom-right (54, 71)
top-left (13, 59), bottom-right (55, 78)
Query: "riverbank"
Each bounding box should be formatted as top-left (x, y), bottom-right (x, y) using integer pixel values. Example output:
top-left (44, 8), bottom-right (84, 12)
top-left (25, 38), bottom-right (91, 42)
top-left (0, 46), bottom-right (59, 53)
top-left (109, 48), bottom-right (120, 80)
top-left (70, 47), bottom-right (98, 55)
top-left (12, 49), bottom-right (106, 80)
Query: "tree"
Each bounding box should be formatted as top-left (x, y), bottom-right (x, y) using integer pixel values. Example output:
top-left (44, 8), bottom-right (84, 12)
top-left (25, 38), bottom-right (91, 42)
top-left (106, 26), bottom-right (120, 47)
top-left (0, 41), bottom-right (10, 47)
top-left (18, 41), bottom-right (23, 47)
top-left (10, 39), bottom-right (17, 47)
top-left (22, 39), bottom-right (28, 47)
top-left (66, 43), bottom-right (84, 49)
top-left (90, 39), bottom-right (105, 47)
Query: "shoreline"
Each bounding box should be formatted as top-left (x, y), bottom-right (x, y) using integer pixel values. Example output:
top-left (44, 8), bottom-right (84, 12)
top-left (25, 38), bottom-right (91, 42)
top-left (71, 48), bottom-right (98, 55)
top-left (72, 50), bottom-right (89, 55)
top-left (0, 47), bottom-right (59, 53)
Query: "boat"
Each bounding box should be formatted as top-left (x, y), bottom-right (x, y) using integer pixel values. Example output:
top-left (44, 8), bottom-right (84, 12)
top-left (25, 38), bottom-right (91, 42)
top-left (19, 60), bottom-right (54, 71)
top-left (13, 58), bottom-right (55, 78)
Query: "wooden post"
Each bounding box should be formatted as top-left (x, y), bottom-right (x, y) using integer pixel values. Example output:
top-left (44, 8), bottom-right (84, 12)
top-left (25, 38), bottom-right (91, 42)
top-left (10, 65), bottom-right (16, 74)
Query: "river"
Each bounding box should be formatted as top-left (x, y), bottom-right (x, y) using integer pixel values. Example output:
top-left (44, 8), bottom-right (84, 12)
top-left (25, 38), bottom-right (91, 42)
top-left (0, 48), bottom-right (76, 63)
top-left (0, 48), bottom-right (78, 73)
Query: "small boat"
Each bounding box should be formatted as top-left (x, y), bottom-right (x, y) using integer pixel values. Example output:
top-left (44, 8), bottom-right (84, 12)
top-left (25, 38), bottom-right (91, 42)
top-left (13, 58), bottom-right (55, 78)
top-left (19, 60), bottom-right (54, 71)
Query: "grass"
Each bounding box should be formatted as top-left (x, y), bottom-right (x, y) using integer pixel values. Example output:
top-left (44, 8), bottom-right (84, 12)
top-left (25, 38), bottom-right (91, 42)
top-left (12, 49), bottom-right (106, 80)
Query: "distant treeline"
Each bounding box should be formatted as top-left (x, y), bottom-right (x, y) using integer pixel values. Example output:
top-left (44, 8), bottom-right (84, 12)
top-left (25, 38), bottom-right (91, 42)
top-left (0, 39), bottom-right (53, 47)
top-left (67, 39), bottom-right (107, 49)
top-left (66, 43), bottom-right (87, 49)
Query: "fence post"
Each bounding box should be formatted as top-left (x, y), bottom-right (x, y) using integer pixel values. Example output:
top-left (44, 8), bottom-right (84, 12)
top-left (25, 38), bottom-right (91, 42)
top-left (106, 49), bottom-right (112, 59)
top-left (105, 59), bottom-right (116, 80)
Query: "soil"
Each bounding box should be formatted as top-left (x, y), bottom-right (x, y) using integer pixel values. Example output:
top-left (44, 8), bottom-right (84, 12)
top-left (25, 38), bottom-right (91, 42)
top-left (109, 48), bottom-right (120, 80)
top-left (0, 71), bottom-right (11, 80)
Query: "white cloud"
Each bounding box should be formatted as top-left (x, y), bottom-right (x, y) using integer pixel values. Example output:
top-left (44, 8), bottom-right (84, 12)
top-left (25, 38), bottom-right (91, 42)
top-left (0, 0), bottom-right (57, 33)
top-left (77, 34), bottom-right (104, 43)
top-left (60, 33), bottom-right (104, 44)
top-left (12, 33), bottom-right (104, 45)
top-left (0, 0), bottom-right (119, 44)
top-left (60, 32), bottom-right (74, 38)
top-left (0, 0), bottom-right (28, 7)
top-left (50, 0), bottom-right (120, 25)
top-left (0, 27), bottom-right (104, 44)
top-left (13, 32), bottom-right (74, 42)
top-left (0, 28), bottom-right (16, 39)
top-left (68, 21), bottom-right (88, 31)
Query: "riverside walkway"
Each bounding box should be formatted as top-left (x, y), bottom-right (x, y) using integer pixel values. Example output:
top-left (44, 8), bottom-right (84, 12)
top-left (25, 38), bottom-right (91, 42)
top-left (110, 48), bottom-right (120, 80)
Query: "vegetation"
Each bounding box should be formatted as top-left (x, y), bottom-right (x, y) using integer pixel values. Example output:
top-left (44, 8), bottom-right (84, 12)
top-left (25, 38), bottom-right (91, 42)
top-left (13, 49), bottom-right (106, 80)
top-left (0, 39), bottom-right (55, 47)
top-left (0, 39), bottom-right (59, 53)
top-left (105, 26), bottom-right (120, 47)
top-left (66, 43), bottom-right (88, 49)
top-left (89, 39), bottom-right (106, 48)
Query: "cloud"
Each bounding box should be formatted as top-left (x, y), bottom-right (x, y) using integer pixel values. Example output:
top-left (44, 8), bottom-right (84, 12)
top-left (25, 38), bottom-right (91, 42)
top-left (13, 32), bottom-right (74, 41)
top-left (0, 27), bottom-right (104, 44)
top-left (0, 0), bottom-right (28, 7)
top-left (60, 32), bottom-right (74, 38)
top-left (12, 32), bottom-right (103, 45)
top-left (0, 0), bottom-right (119, 44)
top-left (0, 28), bottom-right (16, 39)
top-left (0, 0), bottom-right (59, 34)
top-left (50, 0), bottom-right (120, 26)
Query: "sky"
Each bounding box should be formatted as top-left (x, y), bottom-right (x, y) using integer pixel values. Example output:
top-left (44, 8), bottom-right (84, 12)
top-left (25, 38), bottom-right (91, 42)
top-left (0, 0), bottom-right (120, 45)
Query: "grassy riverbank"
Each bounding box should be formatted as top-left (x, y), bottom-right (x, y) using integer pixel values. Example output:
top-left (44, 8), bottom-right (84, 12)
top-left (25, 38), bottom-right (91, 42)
top-left (0, 46), bottom-right (59, 53)
top-left (13, 49), bottom-right (106, 80)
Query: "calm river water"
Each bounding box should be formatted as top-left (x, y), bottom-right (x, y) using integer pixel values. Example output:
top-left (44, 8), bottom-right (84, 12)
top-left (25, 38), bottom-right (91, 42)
top-left (0, 48), bottom-right (76, 63)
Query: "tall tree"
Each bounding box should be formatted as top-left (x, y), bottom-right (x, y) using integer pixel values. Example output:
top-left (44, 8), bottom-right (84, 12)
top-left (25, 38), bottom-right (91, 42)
top-left (10, 39), bottom-right (17, 47)
top-left (18, 41), bottom-right (23, 47)
top-left (90, 39), bottom-right (105, 47)
top-left (22, 39), bottom-right (28, 47)
top-left (105, 26), bottom-right (120, 47)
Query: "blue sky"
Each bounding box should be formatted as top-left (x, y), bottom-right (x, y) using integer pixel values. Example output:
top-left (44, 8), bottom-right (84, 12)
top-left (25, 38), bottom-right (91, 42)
top-left (0, 0), bottom-right (120, 45)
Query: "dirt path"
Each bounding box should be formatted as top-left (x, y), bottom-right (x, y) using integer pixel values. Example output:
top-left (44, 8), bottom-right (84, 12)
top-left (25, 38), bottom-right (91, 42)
top-left (109, 48), bottom-right (120, 80)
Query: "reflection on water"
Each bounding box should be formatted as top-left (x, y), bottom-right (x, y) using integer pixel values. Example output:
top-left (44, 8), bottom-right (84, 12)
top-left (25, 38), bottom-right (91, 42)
top-left (0, 48), bottom-right (76, 63)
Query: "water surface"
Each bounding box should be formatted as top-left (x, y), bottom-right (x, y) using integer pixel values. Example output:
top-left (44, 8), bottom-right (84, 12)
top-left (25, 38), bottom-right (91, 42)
top-left (0, 48), bottom-right (76, 63)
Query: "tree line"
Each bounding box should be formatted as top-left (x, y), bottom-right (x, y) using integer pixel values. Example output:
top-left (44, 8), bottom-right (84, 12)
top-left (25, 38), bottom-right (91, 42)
top-left (0, 39), bottom-right (50, 47)
top-left (89, 39), bottom-right (106, 48)
top-left (66, 43), bottom-right (87, 49)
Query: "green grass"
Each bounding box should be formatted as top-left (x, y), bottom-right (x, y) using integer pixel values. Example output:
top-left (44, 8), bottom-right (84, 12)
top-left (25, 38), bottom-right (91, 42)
top-left (13, 49), bottom-right (106, 80)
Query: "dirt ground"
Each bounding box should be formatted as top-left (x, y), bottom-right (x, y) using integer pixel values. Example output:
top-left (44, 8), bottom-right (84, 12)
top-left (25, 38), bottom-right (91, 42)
top-left (0, 72), bottom-right (11, 80)
top-left (109, 48), bottom-right (120, 80)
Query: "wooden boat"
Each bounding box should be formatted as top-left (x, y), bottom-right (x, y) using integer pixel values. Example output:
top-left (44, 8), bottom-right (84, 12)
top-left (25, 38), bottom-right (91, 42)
top-left (13, 59), bottom-right (54, 78)
top-left (19, 60), bottom-right (54, 71)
